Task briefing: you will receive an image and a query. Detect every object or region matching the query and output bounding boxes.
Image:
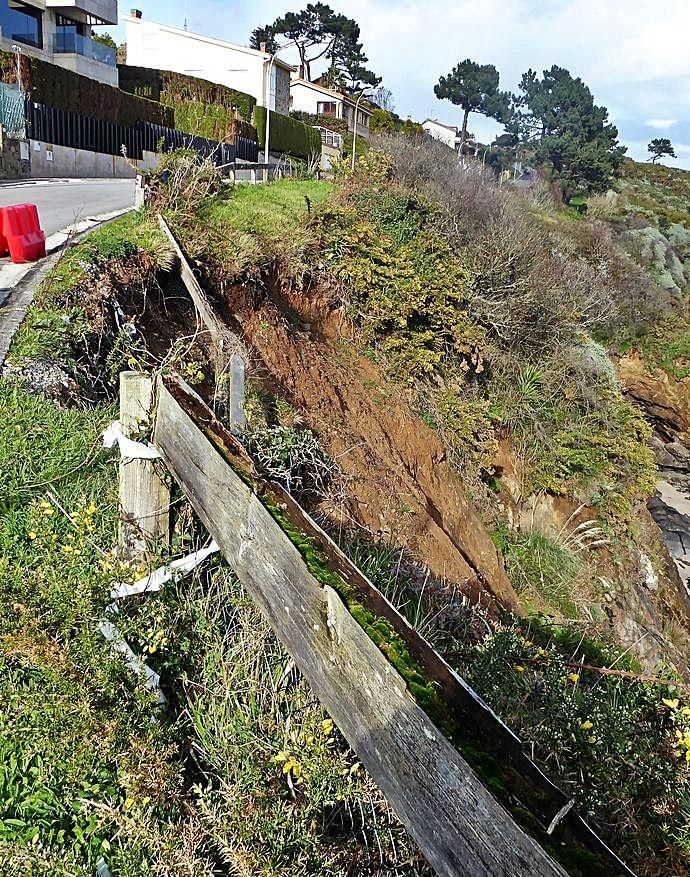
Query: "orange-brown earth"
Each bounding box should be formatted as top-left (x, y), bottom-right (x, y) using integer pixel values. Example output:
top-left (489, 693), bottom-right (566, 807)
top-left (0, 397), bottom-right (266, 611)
top-left (218, 277), bottom-right (520, 611)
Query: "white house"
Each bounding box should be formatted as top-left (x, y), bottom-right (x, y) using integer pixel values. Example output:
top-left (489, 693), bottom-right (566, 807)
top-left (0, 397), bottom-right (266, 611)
top-left (123, 12), bottom-right (293, 115)
top-left (0, 0), bottom-right (119, 85)
top-left (421, 119), bottom-right (462, 150)
top-left (290, 77), bottom-right (372, 140)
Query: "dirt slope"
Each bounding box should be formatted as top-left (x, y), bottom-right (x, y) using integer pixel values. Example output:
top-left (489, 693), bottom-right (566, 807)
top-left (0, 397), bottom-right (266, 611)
top-left (219, 278), bottom-right (519, 610)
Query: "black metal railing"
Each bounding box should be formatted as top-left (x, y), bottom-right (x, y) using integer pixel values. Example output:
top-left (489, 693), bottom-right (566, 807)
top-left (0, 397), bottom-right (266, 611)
top-left (25, 101), bottom-right (238, 167)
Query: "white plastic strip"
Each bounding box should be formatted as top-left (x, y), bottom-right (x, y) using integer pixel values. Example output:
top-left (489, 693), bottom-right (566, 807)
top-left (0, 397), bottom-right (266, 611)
top-left (101, 420), bottom-right (161, 460)
top-left (99, 610), bottom-right (165, 705)
top-left (110, 541), bottom-right (219, 600)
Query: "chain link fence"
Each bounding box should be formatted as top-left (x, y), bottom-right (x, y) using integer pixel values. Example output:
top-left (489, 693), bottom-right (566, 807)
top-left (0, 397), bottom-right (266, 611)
top-left (0, 83), bottom-right (26, 139)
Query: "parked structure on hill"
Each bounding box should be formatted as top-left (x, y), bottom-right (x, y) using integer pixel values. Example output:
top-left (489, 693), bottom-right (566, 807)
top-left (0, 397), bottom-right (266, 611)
top-left (290, 77), bottom-right (372, 141)
top-left (0, 0), bottom-right (118, 85)
top-left (123, 10), bottom-right (293, 115)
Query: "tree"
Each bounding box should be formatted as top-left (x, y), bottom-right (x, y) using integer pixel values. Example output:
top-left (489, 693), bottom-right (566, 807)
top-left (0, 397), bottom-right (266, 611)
top-left (249, 25), bottom-right (279, 54)
top-left (92, 32), bottom-right (116, 49)
top-left (510, 66), bottom-right (626, 198)
top-left (648, 138), bottom-right (676, 164)
top-left (372, 86), bottom-right (394, 112)
top-left (434, 59), bottom-right (512, 151)
top-left (250, 4), bottom-right (378, 90)
top-left (369, 108), bottom-right (396, 133)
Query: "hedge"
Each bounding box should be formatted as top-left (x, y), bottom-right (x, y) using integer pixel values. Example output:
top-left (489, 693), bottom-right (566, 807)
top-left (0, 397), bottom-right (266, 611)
top-left (0, 51), bottom-right (172, 127)
top-left (118, 65), bottom-right (257, 139)
top-left (252, 106), bottom-right (322, 160)
top-left (291, 110), bottom-right (349, 137)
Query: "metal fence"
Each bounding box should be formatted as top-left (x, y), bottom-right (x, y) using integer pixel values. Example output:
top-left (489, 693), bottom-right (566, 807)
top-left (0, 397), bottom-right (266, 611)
top-left (23, 100), bottom-right (247, 168)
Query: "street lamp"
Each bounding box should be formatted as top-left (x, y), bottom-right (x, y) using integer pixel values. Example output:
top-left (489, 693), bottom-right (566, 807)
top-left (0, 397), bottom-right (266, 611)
top-left (351, 89), bottom-right (371, 171)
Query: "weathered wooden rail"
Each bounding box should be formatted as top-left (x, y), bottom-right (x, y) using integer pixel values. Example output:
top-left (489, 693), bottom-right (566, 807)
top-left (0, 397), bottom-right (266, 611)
top-left (149, 373), bottom-right (634, 877)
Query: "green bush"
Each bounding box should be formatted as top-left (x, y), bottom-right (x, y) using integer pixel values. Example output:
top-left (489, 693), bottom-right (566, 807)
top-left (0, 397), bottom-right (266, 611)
top-left (118, 65), bottom-right (257, 137)
top-left (291, 110), bottom-right (349, 137)
top-left (0, 51), bottom-right (171, 127)
top-left (253, 106), bottom-right (322, 160)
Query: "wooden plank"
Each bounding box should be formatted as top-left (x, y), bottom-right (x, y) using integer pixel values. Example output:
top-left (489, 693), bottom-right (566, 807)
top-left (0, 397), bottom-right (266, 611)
top-left (157, 215), bottom-right (228, 349)
top-left (153, 376), bottom-right (567, 877)
top-left (119, 372), bottom-right (170, 558)
top-left (155, 376), bottom-right (634, 876)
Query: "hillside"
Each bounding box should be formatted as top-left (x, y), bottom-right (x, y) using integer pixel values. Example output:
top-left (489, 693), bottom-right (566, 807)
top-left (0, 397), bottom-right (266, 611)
top-left (2, 146), bottom-right (690, 875)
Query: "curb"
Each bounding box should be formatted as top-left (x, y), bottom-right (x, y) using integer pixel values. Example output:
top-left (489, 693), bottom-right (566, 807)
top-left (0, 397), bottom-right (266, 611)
top-left (0, 205), bottom-right (134, 368)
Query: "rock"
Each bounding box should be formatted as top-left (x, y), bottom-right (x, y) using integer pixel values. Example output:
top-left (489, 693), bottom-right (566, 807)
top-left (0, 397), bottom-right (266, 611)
top-left (638, 550), bottom-right (659, 591)
top-left (2, 357), bottom-right (83, 407)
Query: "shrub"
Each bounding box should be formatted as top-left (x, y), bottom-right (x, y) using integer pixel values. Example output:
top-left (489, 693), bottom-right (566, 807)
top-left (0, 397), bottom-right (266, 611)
top-left (241, 424), bottom-right (338, 500)
top-left (253, 106), bottom-right (322, 160)
top-left (118, 64), bottom-right (257, 135)
top-left (291, 110), bottom-right (349, 137)
top-left (0, 51), bottom-right (172, 127)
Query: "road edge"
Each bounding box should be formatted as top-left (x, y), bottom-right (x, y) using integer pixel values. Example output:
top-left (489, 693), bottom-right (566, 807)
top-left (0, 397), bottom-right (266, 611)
top-left (0, 206), bottom-right (134, 368)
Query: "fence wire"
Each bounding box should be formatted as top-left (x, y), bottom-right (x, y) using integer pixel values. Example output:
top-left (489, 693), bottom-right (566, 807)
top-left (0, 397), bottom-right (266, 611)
top-left (0, 83), bottom-right (25, 139)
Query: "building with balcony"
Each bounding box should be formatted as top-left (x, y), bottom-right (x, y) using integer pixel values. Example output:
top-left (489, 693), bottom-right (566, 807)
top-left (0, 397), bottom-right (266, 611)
top-left (290, 77), bottom-right (372, 141)
top-left (123, 12), bottom-right (293, 116)
top-left (0, 0), bottom-right (118, 85)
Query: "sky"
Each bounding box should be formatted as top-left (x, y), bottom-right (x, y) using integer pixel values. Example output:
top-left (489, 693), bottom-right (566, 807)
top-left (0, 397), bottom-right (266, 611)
top-left (102, 0), bottom-right (690, 169)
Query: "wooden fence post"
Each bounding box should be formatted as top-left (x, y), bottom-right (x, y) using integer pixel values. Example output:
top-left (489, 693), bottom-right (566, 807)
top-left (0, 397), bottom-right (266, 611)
top-left (119, 371), bottom-right (170, 558)
top-left (224, 352), bottom-right (246, 434)
top-left (250, 168), bottom-right (257, 184)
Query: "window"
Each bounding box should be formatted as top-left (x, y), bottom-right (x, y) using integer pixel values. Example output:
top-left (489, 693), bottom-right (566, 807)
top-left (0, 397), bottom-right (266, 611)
top-left (55, 14), bottom-right (85, 52)
top-left (0, 0), bottom-right (42, 49)
top-left (317, 101), bottom-right (337, 116)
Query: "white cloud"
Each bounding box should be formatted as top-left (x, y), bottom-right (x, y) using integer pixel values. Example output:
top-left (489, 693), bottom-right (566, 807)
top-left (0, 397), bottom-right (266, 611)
top-left (646, 119), bottom-right (678, 129)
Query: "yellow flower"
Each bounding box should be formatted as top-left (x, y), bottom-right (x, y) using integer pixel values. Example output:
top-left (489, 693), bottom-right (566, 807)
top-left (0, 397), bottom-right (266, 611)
top-left (514, 665), bottom-right (525, 673)
top-left (272, 751), bottom-right (288, 764)
top-left (141, 796), bottom-right (151, 805)
top-left (28, 531), bottom-right (36, 540)
top-left (321, 718), bottom-right (334, 736)
top-left (523, 641), bottom-right (534, 647)
top-left (86, 503), bottom-right (97, 515)
top-left (535, 648), bottom-right (548, 658)
top-left (587, 735), bottom-right (597, 744)
top-left (568, 673), bottom-right (580, 683)
top-left (580, 720), bottom-right (593, 730)
top-left (662, 698), bottom-right (679, 710)
top-left (124, 797), bottom-right (135, 811)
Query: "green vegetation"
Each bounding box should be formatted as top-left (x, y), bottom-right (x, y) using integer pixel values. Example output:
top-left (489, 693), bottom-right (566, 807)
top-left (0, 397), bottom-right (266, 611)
top-left (9, 212), bottom-right (166, 369)
top-left (253, 105), bottom-right (323, 159)
top-left (648, 137), bottom-right (676, 164)
top-left (346, 537), bottom-right (690, 873)
top-left (509, 66), bottom-right (625, 199)
top-left (169, 173), bottom-right (329, 276)
top-left (434, 58), bottom-right (512, 148)
top-left (118, 65), bottom-right (257, 136)
top-left (0, 50), bottom-right (172, 128)
top-left (0, 382), bottom-right (423, 875)
top-left (636, 314), bottom-right (690, 379)
top-left (251, 4), bottom-right (380, 90)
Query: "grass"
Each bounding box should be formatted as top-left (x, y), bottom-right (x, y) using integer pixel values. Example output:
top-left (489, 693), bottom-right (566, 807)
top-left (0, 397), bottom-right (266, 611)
top-left (8, 211), bottom-right (166, 368)
top-left (635, 313), bottom-right (690, 380)
top-left (0, 381), bottom-right (178, 875)
top-left (187, 178), bottom-right (331, 277)
top-left (0, 380), bottom-right (423, 875)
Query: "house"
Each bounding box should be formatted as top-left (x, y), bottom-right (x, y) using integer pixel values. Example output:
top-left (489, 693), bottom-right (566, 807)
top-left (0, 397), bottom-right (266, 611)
top-left (290, 77), bottom-right (372, 141)
top-left (421, 118), bottom-right (481, 156)
top-left (0, 0), bottom-right (119, 85)
top-left (123, 11), bottom-right (293, 115)
top-left (421, 119), bottom-right (462, 149)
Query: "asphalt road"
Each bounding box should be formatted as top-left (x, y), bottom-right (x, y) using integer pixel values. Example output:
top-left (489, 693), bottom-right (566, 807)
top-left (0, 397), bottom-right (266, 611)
top-left (0, 178), bottom-right (135, 237)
